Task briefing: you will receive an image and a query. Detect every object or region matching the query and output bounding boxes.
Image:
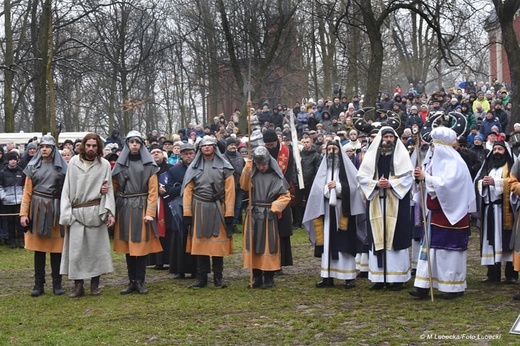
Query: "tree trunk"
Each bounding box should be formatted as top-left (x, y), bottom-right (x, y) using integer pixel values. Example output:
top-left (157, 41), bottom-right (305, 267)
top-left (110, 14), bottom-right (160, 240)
top-left (4, 0), bottom-right (15, 132)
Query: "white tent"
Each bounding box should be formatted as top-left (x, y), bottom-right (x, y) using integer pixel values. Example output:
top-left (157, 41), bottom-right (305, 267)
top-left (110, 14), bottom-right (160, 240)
top-left (0, 132), bottom-right (105, 145)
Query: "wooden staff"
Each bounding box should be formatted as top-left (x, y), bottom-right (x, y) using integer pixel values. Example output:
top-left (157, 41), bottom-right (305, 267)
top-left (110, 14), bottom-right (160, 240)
top-left (247, 101), bottom-right (254, 288)
top-left (414, 132), bottom-right (434, 302)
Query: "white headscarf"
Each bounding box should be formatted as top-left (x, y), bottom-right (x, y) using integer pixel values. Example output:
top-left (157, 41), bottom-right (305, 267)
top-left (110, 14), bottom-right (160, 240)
top-left (424, 127), bottom-right (476, 224)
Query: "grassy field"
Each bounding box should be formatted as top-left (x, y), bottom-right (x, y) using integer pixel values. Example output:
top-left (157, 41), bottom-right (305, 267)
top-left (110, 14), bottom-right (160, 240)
top-left (0, 228), bottom-right (519, 345)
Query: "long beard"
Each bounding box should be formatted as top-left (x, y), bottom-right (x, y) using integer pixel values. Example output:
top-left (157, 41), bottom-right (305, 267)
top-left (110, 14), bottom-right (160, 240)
top-left (379, 141), bottom-right (395, 154)
top-left (267, 142), bottom-right (280, 158)
top-left (327, 155), bottom-right (339, 170)
top-left (492, 153), bottom-right (507, 169)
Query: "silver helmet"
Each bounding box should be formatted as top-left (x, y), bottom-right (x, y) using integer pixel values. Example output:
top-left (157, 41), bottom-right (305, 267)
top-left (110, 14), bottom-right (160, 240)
top-left (40, 134), bottom-right (56, 147)
top-left (199, 136), bottom-right (217, 147)
top-left (125, 130), bottom-right (144, 144)
top-left (252, 146), bottom-right (270, 165)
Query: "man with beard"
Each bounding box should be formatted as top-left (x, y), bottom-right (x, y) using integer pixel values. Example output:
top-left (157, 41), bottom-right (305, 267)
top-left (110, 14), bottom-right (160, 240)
top-left (357, 127), bottom-right (414, 291)
top-left (113, 131), bottom-right (162, 295)
top-left (476, 141), bottom-right (517, 284)
top-left (411, 127), bottom-right (476, 299)
top-left (147, 144), bottom-right (172, 270)
top-left (293, 137), bottom-right (322, 228)
top-left (303, 140), bottom-right (364, 289)
top-left (20, 135), bottom-right (68, 296)
top-left (166, 143), bottom-right (197, 279)
top-left (240, 146), bottom-right (291, 288)
top-left (182, 136), bottom-right (235, 288)
top-left (224, 137), bottom-right (245, 233)
top-left (262, 129), bottom-right (294, 269)
top-left (59, 133), bottom-right (115, 297)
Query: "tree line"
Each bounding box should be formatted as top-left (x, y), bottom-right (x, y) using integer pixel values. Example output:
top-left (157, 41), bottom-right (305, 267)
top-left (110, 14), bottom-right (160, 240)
top-left (1, 0), bottom-right (518, 138)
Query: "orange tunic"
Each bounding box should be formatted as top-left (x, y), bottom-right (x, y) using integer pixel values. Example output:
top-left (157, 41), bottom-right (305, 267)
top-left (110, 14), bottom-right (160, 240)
top-left (113, 174), bottom-right (162, 256)
top-left (20, 178), bottom-right (63, 253)
top-left (240, 161), bottom-right (291, 270)
top-left (183, 175), bottom-right (235, 257)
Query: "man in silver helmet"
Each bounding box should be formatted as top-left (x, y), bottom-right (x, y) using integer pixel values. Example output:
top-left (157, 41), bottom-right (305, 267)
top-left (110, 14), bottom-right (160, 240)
top-left (112, 130), bottom-right (162, 295)
top-left (182, 136), bottom-right (235, 288)
top-left (303, 140), bottom-right (365, 289)
top-left (240, 146), bottom-right (291, 288)
top-left (20, 134), bottom-right (68, 296)
top-left (357, 127), bottom-right (414, 291)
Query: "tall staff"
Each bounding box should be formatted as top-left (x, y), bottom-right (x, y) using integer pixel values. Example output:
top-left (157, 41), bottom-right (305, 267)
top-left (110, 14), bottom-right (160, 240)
top-left (247, 101), bottom-right (254, 288)
top-left (413, 131), bottom-right (434, 302)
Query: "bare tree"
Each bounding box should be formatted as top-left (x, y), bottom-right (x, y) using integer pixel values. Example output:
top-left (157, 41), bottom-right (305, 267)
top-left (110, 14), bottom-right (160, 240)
top-left (490, 0), bottom-right (520, 127)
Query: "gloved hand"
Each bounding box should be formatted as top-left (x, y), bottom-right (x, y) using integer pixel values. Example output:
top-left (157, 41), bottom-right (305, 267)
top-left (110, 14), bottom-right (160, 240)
top-left (183, 216), bottom-right (193, 226)
top-left (225, 216), bottom-right (234, 234)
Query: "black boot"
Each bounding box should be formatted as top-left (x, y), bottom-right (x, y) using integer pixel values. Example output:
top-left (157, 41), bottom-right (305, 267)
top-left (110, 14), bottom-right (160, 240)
top-left (212, 257), bottom-right (226, 288)
top-left (505, 262), bottom-right (518, 284)
top-left (121, 255), bottom-right (137, 294)
top-left (91, 276), bottom-right (101, 296)
top-left (120, 281), bottom-right (137, 295)
top-left (189, 274), bottom-right (208, 288)
top-left (32, 251), bottom-right (46, 297)
top-left (261, 271), bottom-right (275, 289)
top-left (409, 287), bottom-right (429, 299)
top-left (316, 278), bottom-right (334, 288)
top-left (50, 253), bottom-right (63, 295)
top-left (135, 256), bottom-right (148, 293)
top-left (53, 279), bottom-right (65, 296)
top-left (135, 281), bottom-right (149, 294)
top-left (189, 256), bottom-right (209, 288)
top-left (69, 280), bottom-right (85, 298)
top-left (344, 279), bottom-right (356, 289)
top-left (248, 269), bottom-right (263, 288)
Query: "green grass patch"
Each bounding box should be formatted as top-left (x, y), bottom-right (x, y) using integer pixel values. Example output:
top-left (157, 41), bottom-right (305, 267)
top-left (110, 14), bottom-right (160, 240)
top-left (0, 228), bottom-right (518, 345)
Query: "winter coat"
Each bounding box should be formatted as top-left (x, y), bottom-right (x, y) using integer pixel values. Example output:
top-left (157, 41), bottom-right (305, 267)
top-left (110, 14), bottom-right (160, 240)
top-left (0, 165), bottom-right (24, 205)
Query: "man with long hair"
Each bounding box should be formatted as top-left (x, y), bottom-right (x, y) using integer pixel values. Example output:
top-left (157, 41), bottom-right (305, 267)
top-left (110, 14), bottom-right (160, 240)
top-left (59, 133), bottom-right (115, 297)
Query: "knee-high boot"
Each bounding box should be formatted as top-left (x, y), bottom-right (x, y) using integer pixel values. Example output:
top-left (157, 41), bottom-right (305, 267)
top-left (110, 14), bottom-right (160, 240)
top-left (32, 251), bottom-right (46, 297)
top-left (50, 253), bottom-right (64, 295)
top-left (135, 256), bottom-right (148, 294)
top-left (121, 255), bottom-right (137, 294)
top-left (505, 262), bottom-right (518, 283)
top-left (189, 255), bottom-right (209, 288)
top-left (212, 256), bottom-right (227, 288)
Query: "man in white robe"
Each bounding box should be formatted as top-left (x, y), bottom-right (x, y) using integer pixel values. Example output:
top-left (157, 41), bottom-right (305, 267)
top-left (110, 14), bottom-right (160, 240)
top-left (356, 126), bottom-right (414, 291)
top-left (60, 133), bottom-right (115, 297)
top-left (303, 140), bottom-right (365, 289)
top-left (411, 127), bottom-right (476, 299)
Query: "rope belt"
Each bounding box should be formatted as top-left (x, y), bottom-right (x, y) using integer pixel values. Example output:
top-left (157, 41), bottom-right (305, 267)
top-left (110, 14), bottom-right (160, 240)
top-left (118, 192), bottom-right (147, 198)
top-left (72, 199), bottom-right (101, 209)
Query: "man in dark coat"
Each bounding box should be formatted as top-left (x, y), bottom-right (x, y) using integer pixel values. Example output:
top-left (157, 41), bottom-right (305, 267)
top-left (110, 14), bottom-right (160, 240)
top-left (166, 143), bottom-right (197, 278)
top-left (147, 144), bottom-right (172, 270)
top-left (224, 137), bottom-right (245, 232)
